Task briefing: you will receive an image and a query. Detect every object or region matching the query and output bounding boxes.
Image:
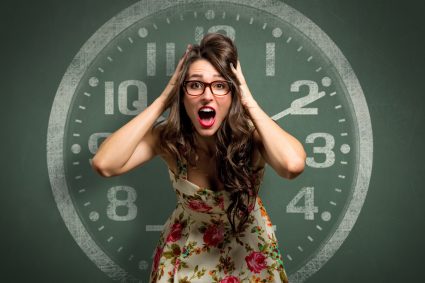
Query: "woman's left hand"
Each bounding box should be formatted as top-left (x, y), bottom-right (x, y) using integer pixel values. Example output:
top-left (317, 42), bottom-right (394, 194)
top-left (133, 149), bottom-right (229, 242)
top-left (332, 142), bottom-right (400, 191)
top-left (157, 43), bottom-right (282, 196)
top-left (230, 60), bottom-right (258, 109)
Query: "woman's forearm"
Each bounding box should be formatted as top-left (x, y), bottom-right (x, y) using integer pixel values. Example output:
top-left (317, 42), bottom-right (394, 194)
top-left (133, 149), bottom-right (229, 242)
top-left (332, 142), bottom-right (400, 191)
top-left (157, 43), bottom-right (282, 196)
top-left (91, 95), bottom-right (167, 174)
top-left (245, 97), bottom-right (306, 179)
top-left (230, 61), bottom-right (306, 179)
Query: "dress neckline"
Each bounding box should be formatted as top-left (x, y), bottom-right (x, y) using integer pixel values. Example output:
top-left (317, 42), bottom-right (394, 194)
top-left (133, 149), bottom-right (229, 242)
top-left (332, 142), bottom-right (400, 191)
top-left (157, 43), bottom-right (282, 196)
top-left (168, 167), bottom-right (226, 194)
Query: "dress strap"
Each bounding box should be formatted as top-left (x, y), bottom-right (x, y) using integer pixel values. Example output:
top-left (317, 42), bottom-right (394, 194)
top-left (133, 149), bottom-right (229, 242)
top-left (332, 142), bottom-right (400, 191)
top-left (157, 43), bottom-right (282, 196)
top-left (176, 155), bottom-right (188, 180)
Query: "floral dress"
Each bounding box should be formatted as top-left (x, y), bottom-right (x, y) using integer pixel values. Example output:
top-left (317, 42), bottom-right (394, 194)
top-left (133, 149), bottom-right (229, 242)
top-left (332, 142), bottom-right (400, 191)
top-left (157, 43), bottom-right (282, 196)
top-left (149, 156), bottom-right (289, 283)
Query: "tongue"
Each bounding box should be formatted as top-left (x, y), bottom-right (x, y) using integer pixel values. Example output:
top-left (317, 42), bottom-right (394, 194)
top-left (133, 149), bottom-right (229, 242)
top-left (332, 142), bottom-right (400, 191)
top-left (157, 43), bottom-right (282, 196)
top-left (198, 116), bottom-right (215, 128)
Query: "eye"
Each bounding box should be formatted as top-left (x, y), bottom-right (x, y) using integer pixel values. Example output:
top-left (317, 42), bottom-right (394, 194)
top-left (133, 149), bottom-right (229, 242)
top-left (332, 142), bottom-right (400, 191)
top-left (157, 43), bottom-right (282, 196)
top-left (213, 81), bottom-right (228, 89)
top-left (188, 81), bottom-right (203, 89)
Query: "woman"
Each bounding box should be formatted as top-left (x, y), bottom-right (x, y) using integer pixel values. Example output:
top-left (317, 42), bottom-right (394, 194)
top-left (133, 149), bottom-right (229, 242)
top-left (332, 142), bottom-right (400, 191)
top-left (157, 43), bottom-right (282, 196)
top-left (92, 33), bottom-right (306, 283)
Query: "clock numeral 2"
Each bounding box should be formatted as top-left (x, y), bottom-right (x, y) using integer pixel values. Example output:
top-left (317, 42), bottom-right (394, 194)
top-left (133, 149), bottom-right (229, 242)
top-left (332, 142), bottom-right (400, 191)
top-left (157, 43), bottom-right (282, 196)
top-left (286, 186), bottom-right (318, 220)
top-left (272, 80), bottom-right (326, 120)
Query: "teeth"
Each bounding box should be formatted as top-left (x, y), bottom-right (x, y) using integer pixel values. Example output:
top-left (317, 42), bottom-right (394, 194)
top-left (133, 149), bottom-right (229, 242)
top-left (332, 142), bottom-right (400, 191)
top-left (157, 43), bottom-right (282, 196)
top-left (200, 108), bottom-right (214, 112)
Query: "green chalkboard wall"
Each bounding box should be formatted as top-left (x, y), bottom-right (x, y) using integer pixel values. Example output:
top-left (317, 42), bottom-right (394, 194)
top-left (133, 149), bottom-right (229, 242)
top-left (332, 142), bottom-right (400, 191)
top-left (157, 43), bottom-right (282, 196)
top-left (1, 0), bottom-right (424, 282)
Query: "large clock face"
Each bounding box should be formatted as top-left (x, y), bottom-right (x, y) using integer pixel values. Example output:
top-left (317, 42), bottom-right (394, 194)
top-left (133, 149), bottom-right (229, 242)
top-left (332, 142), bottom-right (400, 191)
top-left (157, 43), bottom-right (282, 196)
top-left (47, 0), bottom-right (373, 282)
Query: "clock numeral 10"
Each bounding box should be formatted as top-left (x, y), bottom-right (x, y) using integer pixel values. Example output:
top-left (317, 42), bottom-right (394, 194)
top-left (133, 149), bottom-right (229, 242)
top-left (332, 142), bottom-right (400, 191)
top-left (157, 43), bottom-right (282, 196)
top-left (104, 80), bottom-right (147, 115)
top-left (107, 186), bottom-right (138, 221)
top-left (286, 186), bottom-right (318, 220)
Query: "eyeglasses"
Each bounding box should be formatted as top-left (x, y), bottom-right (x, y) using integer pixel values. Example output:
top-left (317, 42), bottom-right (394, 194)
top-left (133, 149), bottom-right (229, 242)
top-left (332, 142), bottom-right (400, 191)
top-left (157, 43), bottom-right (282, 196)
top-left (183, 80), bottom-right (232, 97)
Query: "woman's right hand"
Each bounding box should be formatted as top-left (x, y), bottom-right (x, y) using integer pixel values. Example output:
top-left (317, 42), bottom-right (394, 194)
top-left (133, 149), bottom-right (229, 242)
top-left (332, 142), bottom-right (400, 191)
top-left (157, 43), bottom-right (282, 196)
top-left (160, 44), bottom-right (192, 101)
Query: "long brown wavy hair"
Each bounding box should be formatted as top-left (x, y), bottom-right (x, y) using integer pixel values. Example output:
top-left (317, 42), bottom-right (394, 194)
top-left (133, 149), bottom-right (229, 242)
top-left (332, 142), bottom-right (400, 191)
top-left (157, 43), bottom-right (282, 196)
top-left (154, 33), bottom-right (263, 234)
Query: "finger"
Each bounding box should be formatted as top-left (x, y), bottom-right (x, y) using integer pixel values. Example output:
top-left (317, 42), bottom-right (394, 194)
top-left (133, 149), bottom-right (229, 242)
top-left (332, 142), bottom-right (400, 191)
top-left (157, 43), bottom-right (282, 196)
top-left (230, 62), bottom-right (237, 73)
top-left (170, 45), bottom-right (192, 85)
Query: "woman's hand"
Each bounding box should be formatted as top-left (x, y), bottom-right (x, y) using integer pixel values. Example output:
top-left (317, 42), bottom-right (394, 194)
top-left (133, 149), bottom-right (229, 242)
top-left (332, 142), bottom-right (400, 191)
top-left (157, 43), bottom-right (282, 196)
top-left (160, 44), bottom-right (192, 101)
top-left (230, 60), bottom-right (258, 109)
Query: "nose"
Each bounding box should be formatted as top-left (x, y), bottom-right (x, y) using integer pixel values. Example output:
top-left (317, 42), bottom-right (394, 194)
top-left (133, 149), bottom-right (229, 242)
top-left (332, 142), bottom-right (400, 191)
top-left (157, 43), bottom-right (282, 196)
top-left (201, 85), bottom-right (214, 100)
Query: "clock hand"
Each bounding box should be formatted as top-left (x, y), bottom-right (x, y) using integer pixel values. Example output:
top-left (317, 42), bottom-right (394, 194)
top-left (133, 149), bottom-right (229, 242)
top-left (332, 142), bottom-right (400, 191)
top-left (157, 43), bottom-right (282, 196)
top-left (271, 90), bottom-right (326, 121)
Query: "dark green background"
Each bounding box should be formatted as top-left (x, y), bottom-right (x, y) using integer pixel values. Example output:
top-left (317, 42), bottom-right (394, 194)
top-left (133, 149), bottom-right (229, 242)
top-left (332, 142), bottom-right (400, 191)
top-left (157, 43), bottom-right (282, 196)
top-left (2, 0), bottom-right (424, 282)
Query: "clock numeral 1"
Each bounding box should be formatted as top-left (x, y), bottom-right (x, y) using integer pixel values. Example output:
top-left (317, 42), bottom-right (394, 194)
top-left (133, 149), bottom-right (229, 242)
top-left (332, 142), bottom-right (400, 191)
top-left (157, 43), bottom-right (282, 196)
top-left (107, 186), bottom-right (138, 221)
top-left (104, 80), bottom-right (148, 115)
top-left (286, 186), bottom-right (318, 220)
top-left (266, 42), bottom-right (275, 76)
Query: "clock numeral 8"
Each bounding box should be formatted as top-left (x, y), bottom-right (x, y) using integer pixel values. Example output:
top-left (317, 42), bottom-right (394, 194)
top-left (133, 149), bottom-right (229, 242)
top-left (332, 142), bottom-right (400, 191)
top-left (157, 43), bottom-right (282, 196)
top-left (107, 186), bottom-right (138, 221)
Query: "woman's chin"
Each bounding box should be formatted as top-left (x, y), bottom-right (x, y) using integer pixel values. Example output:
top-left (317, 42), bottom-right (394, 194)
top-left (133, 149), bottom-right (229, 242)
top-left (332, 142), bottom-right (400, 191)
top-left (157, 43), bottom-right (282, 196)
top-left (194, 127), bottom-right (218, 137)
top-left (192, 123), bottom-right (221, 137)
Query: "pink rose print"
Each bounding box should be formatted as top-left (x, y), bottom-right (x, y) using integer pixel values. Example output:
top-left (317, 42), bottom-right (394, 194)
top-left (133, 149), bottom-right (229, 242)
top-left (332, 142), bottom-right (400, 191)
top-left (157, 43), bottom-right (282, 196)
top-left (152, 246), bottom-right (163, 273)
top-left (220, 275), bottom-right (241, 283)
top-left (188, 199), bottom-right (212, 212)
top-left (245, 251), bottom-right (268, 273)
top-left (203, 224), bottom-right (225, 247)
top-left (166, 222), bottom-right (183, 243)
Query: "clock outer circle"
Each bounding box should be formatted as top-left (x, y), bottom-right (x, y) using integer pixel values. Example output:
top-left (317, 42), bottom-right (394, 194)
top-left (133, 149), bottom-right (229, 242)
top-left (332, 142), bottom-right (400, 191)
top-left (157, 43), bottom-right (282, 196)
top-left (46, 0), bottom-right (373, 282)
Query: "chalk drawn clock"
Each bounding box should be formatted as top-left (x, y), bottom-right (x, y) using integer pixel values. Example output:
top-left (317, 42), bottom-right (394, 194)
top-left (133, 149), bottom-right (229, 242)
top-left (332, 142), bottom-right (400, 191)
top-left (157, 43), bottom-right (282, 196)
top-left (46, 0), bottom-right (373, 282)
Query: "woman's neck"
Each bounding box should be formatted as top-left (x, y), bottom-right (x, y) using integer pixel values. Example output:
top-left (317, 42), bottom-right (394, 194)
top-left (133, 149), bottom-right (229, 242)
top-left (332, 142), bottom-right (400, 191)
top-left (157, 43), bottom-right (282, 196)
top-left (194, 133), bottom-right (216, 156)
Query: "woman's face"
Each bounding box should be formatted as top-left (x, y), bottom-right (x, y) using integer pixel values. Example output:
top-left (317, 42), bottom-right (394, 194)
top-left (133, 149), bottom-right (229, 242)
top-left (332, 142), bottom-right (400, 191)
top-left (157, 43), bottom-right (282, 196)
top-left (183, 59), bottom-right (232, 137)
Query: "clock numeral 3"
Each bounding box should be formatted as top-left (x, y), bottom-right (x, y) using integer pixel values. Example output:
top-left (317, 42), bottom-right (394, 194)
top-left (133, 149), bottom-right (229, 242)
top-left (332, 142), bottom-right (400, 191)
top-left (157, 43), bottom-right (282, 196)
top-left (306, 133), bottom-right (335, 168)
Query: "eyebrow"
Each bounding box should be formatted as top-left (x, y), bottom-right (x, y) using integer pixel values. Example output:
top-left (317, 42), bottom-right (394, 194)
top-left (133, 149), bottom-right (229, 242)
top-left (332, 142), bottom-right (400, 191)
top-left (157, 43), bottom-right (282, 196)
top-left (187, 74), bottom-right (224, 79)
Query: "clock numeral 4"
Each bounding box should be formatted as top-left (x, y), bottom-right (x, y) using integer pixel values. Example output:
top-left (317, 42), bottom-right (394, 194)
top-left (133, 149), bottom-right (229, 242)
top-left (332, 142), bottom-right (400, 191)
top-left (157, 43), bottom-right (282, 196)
top-left (286, 186), bottom-right (318, 220)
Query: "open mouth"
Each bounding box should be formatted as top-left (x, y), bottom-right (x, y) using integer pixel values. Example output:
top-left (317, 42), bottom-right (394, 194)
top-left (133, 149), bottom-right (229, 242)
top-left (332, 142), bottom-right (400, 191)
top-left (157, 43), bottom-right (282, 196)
top-left (197, 106), bottom-right (216, 128)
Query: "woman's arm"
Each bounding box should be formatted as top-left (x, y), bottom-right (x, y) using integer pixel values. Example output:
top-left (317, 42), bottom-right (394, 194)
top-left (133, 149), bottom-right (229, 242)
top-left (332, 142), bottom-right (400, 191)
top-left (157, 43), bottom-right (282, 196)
top-left (231, 61), bottom-right (306, 179)
top-left (91, 97), bottom-right (166, 177)
top-left (92, 44), bottom-right (192, 177)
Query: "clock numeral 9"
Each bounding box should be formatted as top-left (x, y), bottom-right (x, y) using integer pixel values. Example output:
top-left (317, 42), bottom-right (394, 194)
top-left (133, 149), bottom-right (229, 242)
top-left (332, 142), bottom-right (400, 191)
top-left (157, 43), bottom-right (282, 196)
top-left (286, 186), bottom-right (318, 220)
top-left (305, 133), bottom-right (335, 168)
top-left (107, 186), bottom-right (137, 221)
